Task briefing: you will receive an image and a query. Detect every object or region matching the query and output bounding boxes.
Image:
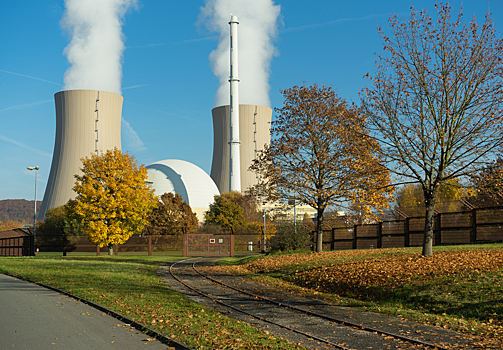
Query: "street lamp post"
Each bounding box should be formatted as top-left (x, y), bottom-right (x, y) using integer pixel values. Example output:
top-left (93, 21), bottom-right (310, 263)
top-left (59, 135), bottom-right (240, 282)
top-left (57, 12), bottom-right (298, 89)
top-left (263, 206), bottom-right (266, 253)
top-left (27, 166), bottom-right (39, 255)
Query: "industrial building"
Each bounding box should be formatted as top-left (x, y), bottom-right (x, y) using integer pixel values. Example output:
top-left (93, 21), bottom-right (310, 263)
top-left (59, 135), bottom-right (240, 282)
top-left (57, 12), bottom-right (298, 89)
top-left (146, 159), bottom-right (220, 222)
top-left (39, 90), bottom-right (123, 219)
top-left (210, 104), bottom-right (272, 194)
top-left (38, 16), bottom-right (275, 221)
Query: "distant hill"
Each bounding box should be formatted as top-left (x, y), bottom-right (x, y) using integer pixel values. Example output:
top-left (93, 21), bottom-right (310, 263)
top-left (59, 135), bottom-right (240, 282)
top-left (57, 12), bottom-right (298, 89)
top-left (0, 199), bottom-right (43, 223)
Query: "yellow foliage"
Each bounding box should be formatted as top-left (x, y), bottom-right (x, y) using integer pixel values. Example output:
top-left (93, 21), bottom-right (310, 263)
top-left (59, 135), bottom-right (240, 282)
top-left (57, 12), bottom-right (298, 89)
top-left (0, 219), bottom-right (23, 231)
top-left (72, 148), bottom-right (156, 248)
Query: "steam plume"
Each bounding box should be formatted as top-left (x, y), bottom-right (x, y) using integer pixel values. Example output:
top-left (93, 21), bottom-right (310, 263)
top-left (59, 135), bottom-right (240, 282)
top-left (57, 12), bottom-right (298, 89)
top-left (61, 0), bottom-right (137, 95)
top-left (199, 0), bottom-right (281, 107)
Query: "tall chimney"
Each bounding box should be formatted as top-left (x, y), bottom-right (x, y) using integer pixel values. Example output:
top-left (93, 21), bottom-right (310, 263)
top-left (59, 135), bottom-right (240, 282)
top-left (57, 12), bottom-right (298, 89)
top-left (229, 14), bottom-right (241, 192)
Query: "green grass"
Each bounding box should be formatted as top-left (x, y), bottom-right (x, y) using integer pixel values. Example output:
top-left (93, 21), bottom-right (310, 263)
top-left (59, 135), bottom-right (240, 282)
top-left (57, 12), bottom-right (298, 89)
top-left (0, 255), bottom-right (302, 350)
top-left (217, 254), bottom-right (266, 266)
top-left (4, 244), bottom-right (502, 348)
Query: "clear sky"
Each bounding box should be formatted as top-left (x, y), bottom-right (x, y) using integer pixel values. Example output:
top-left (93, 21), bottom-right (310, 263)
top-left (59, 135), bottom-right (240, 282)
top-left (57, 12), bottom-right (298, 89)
top-left (1, 0), bottom-right (502, 202)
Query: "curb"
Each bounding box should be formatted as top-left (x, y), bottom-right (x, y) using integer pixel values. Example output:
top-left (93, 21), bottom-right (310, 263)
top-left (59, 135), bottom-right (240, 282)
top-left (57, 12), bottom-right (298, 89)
top-left (1, 272), bottom-right (193, 350)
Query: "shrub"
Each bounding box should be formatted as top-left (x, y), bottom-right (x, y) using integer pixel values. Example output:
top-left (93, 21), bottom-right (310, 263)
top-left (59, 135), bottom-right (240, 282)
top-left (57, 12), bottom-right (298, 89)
top-left (269, 222), bottom-right (311, 252)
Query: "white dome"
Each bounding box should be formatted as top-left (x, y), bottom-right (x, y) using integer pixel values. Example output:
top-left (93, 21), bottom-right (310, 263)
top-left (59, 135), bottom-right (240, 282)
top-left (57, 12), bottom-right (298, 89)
top-left (146, 160), bottom-right (219, 217)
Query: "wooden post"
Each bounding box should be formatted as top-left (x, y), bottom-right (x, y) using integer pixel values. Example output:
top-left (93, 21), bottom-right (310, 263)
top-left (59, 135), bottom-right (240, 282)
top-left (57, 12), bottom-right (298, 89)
top-left (230, 235), bottom-right (235, 257)
top-left (182, 234), bottom-right (187, 257)
top-left (471, 209), bottom-right (477, 243)
top-left (331, 228), bottom-right (335, 251)
top-left (97, 245), bottom-right (100, 256)
top-left (377, 222), bottom-right (383, 248)
top-left (63, 235), bottom-right (67, 257)
top-left (404, 218), bottom-right (410, 247)
top-left (148, 235), bottom-right (152, 256)
top-left (31, 235), bottom-right (35, 256)
top-left (353, 225), bottom-right (357, 250)
top-left (435, 213), bottom-right (442, 246)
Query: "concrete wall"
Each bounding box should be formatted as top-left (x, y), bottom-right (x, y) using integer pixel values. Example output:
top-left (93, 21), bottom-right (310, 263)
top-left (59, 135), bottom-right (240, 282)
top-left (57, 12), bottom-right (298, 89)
top-left (39, 90), bottom-right (122, 218)
top-left (210, 104), bottom-right (272, 194)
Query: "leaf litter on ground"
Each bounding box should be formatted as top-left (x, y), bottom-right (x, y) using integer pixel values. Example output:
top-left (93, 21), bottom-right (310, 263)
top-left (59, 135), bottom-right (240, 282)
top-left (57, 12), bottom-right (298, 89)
top-left (213, 245), bottom-right (503, 349)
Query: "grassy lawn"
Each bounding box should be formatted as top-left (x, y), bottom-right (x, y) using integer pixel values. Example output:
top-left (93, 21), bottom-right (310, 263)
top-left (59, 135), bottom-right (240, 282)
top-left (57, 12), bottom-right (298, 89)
top-left (0, 255), bottom-right (302, 350)
top-left (218, 244), bottom-right (503, 344)
top-left (2, 244), bottom-right (502, 349)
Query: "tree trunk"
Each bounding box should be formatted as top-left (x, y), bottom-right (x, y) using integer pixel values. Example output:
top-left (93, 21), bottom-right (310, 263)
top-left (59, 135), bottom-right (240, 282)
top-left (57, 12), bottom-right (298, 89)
top-left (108, 244), bottom-right (114, 256)
top-left (316, 207), bottom-right (325, 253)
top-left (422, 193), bottom-right (436, 256)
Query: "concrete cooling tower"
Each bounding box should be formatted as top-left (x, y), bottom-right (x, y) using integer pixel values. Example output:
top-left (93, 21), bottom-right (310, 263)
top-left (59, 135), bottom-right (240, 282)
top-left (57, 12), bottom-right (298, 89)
top-left (210, 104), bottom-right (272, 194)
top-left (39, 90), bottom-right (123, 218)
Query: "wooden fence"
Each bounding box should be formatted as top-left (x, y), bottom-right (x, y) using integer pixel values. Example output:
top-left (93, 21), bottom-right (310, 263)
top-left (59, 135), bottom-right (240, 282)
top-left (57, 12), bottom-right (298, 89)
top-left (0, 236), bottom-right (33, 256)
top-left (35, 234), bottom-right (262, 256)
top-left (314, 206), bottom-right (503, 251)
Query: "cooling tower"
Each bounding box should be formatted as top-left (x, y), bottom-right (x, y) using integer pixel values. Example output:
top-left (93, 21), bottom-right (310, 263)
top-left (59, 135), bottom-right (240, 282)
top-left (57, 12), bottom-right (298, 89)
top-left (39, 90), bottom-right (122, 218)
top-left (210, 104), bottom-right (272, 194)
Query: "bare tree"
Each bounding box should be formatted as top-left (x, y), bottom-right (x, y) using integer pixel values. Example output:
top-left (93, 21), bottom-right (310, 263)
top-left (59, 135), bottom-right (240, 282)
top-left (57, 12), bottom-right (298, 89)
top-left (362, 4), bottom-right (503, 256)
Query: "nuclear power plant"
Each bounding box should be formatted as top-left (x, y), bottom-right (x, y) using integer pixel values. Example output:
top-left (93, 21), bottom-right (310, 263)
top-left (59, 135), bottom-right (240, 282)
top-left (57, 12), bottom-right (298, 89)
top-left (210, 104), bottom-right (272, 194)
top-left (39, 90), bottom-right (123, 219)
top-left (38, 14), bottom-right (273, 220)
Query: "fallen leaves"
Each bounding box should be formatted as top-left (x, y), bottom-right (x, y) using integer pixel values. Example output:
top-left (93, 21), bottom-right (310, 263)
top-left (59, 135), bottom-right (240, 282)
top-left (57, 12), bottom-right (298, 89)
top-left (221, 246), bottom-right (503, 344)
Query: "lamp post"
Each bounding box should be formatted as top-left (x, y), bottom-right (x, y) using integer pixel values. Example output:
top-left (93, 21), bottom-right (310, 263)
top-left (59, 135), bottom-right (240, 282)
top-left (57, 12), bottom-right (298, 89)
top-left (263, 206), bottom-right (266, 253)
top-left (27, 166), bottom-right (39, 255)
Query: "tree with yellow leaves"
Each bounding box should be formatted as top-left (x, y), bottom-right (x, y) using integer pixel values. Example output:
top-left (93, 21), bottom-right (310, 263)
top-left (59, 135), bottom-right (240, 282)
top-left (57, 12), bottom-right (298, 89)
top-left (472, 157), bottom-right (503, 204)
top-left (73, 148), bottom-right (156, 255)
top-left (395, 179), bottom-right (473, 217)
top-left (250, 84), bottom-right (393, 252)
top-left (0, 219), bottom-right (23, 231)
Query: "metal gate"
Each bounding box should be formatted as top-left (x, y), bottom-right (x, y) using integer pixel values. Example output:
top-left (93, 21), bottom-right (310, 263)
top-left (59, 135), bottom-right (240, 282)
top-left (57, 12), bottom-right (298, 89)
top-left (183, 234), bottom-right (235, 257)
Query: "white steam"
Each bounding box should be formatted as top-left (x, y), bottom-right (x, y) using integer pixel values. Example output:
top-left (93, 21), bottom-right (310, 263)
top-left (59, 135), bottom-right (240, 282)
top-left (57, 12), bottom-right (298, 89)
top-left (61, 0), bottom-right (137, 95)
top-left (199, 0), bottom-right (281, 107)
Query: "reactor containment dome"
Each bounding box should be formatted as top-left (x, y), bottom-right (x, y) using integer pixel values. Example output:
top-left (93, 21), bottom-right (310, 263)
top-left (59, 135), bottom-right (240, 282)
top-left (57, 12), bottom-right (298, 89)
top-left (146, 159), bottom-right (220, 222)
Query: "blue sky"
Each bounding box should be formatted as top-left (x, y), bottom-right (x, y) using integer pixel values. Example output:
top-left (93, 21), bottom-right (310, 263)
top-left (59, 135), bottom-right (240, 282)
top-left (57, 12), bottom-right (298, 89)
top-left (1, 0), bottom-right (502, 201)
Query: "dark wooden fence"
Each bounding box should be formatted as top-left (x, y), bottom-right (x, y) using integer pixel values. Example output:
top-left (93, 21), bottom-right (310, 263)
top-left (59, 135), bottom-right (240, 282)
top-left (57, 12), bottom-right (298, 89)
top-left (35, 233), bottom-right (262, 256)
top-left (0, 236), bottom-right (33, 256)
top-left (314, 206), bottom-right (503, 251)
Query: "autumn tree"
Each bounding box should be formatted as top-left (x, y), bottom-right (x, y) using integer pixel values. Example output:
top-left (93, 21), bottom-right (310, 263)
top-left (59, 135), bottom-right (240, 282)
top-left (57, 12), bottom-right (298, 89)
top-left (148, 192), bottom-right (198, 235)
top-left (73, 148), bottom-right (156, 255)
top-left (0, 219), bottom-right (23, 231)
top-left (361, 4), bottom-right (503, 255)
top-left (472, 157), bottom-right (503, 203)
top-left (251, 84), bottom-right (393, 252)
top-left (394, 179), bottom-right (473, 217)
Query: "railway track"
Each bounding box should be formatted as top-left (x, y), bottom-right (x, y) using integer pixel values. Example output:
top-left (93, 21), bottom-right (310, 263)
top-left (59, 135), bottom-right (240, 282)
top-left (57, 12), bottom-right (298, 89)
top-left (166, 258), bottom-right (467, 350)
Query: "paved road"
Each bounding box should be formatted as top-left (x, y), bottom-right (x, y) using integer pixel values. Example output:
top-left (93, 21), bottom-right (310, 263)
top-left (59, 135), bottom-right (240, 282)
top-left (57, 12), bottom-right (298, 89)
top-left (0, 274), bottom-right (173, 350)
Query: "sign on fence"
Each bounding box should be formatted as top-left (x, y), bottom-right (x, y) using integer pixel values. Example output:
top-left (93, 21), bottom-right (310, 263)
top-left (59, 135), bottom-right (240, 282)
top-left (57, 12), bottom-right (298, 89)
top-left (183, 234), bottom-right (235, 257)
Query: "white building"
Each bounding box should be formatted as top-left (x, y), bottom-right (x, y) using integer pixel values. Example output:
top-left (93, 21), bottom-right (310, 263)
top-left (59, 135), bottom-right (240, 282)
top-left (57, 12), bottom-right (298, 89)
top-left (146, 159), bottom-right (220, 222)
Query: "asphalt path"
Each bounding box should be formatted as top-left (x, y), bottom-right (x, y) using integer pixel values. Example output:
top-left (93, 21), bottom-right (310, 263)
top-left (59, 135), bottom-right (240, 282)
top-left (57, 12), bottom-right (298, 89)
top-left (0, 274), bottom-right (173, 350)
